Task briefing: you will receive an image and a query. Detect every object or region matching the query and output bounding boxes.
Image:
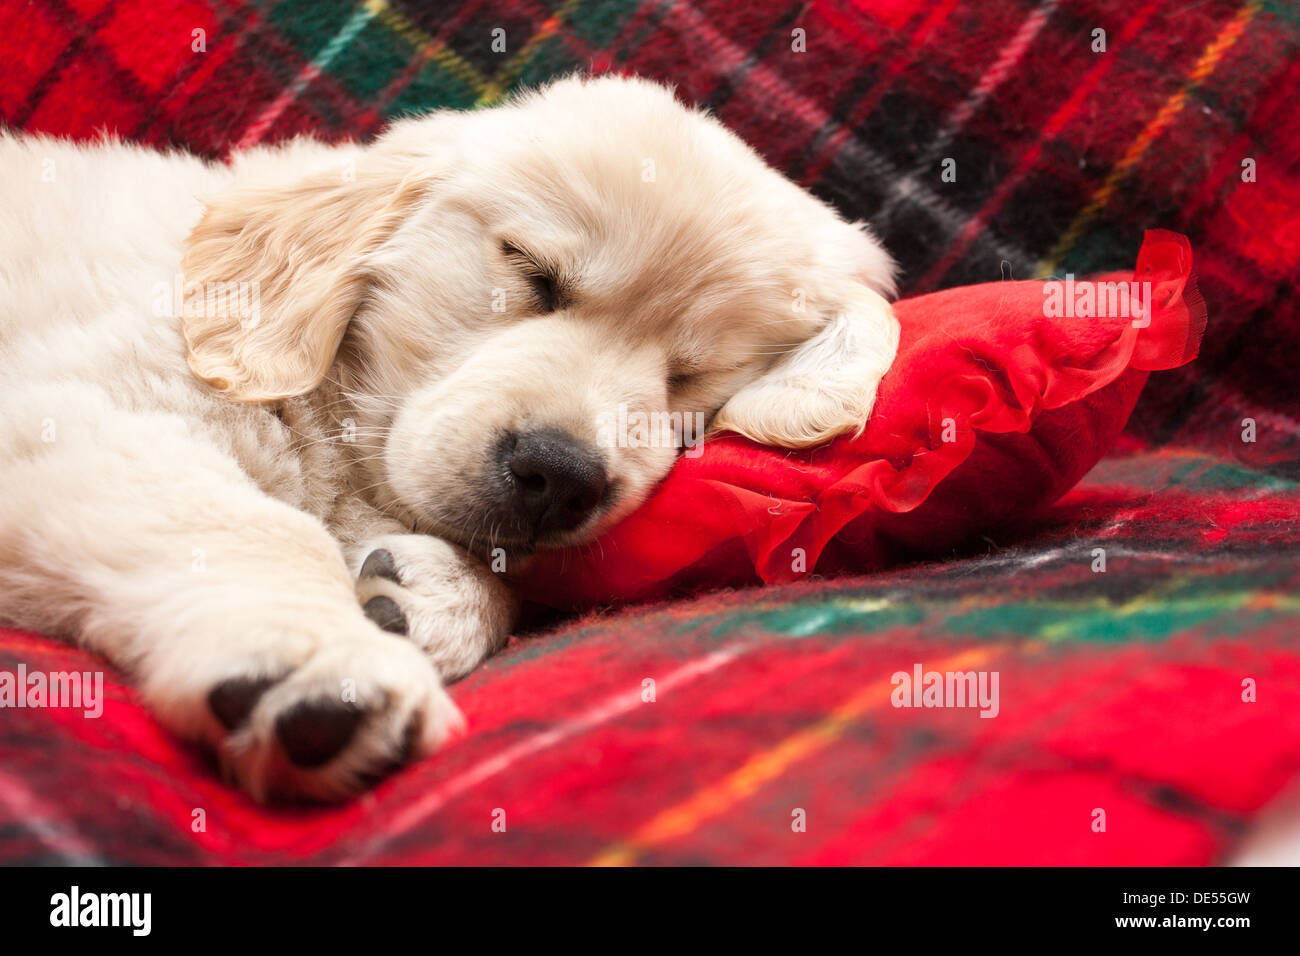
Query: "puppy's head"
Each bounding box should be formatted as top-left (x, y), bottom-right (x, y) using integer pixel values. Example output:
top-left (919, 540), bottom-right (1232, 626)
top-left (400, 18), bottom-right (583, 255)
top-left (182, 75), bottom-right (897, 557)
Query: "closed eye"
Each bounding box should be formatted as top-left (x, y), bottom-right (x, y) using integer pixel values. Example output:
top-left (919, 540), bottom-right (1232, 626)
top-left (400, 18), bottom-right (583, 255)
top-left (524, 272), bottom-right (560, 313)
top-left (501, 241), bottom-right (563, 313)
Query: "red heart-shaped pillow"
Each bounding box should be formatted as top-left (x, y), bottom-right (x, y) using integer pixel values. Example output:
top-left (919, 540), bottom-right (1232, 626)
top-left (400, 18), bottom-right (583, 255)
top-left (515, 231), bottom-right (1206, 609)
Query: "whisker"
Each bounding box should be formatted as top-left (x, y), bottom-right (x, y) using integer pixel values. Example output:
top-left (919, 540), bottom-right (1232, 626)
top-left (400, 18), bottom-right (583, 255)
top-left (349, 477), bottom-right (396, 498)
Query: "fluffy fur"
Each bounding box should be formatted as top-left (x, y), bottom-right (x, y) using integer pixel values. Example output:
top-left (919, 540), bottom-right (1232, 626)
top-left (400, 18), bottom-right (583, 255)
top-left (0, 75), bottom-right (898, 801)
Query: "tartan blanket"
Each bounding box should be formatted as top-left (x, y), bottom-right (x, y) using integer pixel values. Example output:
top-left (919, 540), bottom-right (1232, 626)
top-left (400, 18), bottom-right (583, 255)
top-left (1, 0), bottom-right (1298, 865)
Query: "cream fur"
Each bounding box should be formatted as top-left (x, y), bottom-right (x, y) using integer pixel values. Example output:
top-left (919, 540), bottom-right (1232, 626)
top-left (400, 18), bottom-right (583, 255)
top-left (0, 75), bottom-right (898, 801)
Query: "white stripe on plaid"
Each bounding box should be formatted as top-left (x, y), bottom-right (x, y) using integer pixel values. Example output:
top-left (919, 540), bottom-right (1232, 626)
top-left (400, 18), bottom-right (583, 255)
top-left (347, 642), bottom-right (747, 863)
top-left (875, 0), bottom-right (1060, 227)
top-left (673, 0), bottom-right (1035, 271)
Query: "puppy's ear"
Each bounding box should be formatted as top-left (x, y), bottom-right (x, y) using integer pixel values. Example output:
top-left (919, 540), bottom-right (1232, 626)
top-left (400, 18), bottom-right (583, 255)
top-left (712, 284), bottom-right (900, 448)
top-left (181, 161), bottom-right (431, 402)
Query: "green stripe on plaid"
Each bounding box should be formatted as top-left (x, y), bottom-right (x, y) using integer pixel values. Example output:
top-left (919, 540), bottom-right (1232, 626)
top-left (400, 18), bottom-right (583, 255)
top-left (697, 566), bottom-right (1300, 646)
top-left (386, 57), bottom-right (482, 115)
top-left (329, 16), bottom-right (418, 101)
top-left (512, 33), bottom-right (583, 90)
top-left (569, 0), bottom-right (642, 49)
top-left (258, 0), bottom-right (645, 120)
top-left (266, 0), bottom-right (363, 56)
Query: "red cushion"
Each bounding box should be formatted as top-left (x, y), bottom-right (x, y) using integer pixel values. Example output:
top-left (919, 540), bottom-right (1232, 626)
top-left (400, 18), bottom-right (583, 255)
top-left (516, 231), bottom-right (1206, 609)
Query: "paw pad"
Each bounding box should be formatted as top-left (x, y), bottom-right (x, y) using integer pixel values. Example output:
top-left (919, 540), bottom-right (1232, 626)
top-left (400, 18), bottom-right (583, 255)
top-left (208, 675), bottom-right (281, 730)
top-left (273, 699), bottom-right (366, 768)
top-left (359, 548), bottom-right (401, 584)
top-left (363, 595), bottom-right (408, 635)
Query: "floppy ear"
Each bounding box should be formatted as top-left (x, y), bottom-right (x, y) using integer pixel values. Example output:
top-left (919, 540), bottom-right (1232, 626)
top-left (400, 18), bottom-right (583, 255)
top-left (181, 161), bottom-right (432, 402)
top-left (712, 284), bottom-right (900, 447)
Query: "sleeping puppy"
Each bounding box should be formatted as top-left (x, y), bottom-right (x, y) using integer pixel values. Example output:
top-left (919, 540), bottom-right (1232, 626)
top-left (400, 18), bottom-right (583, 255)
top-left (0, 75), bottom-right (898, 800)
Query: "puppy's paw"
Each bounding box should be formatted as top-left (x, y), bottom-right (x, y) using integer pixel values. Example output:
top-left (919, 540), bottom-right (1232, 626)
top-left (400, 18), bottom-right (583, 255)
top-left (353, 534), bottom-right (516, 681)
top-left (163, 619), bottom-right (461, 802)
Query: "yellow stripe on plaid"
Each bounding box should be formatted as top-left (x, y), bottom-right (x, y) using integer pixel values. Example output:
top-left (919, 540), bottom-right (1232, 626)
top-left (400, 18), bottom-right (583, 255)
top-left (366, 0), bottom-right (584, 108)
top-left (588, 646), bottom-right (998, 866)
top-left (367, 0), bottom-right (488, 97)
top-left (1037, 2), bottom-right (1260, 276)
top-left (477, 0), bottom-right (585, 105)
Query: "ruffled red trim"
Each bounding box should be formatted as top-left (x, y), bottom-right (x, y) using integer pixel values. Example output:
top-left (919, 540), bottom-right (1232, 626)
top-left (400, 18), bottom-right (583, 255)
top-left (756, 230), bottom-right (1205, 582)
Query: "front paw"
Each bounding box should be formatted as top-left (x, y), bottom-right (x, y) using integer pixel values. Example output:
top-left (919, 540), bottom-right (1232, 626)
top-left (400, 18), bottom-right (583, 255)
top-left (144, 612), bottom-right (462, 802)
top-left (353, 534), bottom-right (516, 681)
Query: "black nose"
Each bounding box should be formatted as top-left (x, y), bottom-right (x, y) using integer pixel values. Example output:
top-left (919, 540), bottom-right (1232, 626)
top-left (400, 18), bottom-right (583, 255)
top-left (503, 430), bottom-right (608, 537)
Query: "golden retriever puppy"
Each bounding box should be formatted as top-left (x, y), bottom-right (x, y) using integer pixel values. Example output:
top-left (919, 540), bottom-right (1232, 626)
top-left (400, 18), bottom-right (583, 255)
top-left (0, 75), bottom-right (898, 800)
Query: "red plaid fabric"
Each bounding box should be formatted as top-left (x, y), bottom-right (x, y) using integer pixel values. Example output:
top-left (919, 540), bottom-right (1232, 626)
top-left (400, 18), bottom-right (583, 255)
top-left (1, 0), bottom-right (1298, 865)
